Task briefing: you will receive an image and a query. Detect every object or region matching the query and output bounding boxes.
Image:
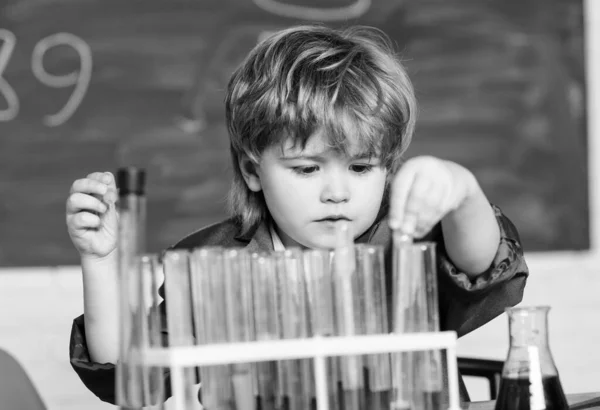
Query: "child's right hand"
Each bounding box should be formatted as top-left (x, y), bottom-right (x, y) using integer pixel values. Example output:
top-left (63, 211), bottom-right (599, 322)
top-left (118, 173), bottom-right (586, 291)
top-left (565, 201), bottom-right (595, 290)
top-left (66, 172), bottom-right (119, 260)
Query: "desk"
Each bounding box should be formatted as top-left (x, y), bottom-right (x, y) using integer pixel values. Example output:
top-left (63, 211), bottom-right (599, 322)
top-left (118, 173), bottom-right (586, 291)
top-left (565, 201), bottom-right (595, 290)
top-left (467, 392), bottom-right (600, 410)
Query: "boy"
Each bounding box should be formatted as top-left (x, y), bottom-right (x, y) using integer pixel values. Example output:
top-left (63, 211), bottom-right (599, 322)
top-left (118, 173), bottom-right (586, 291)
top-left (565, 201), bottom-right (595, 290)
top-left (66, 25), bottom-right (528, 404)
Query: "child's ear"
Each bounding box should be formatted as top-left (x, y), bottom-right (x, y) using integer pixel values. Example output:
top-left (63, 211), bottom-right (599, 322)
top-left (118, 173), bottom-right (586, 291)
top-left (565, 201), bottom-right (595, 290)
top-left (238, 154), bottom-right (262, 192)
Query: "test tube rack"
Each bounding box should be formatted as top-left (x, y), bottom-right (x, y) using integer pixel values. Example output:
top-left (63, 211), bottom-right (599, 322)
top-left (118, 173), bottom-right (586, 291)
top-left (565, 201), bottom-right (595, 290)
top-left (135, 331), bottom-right (461, 410)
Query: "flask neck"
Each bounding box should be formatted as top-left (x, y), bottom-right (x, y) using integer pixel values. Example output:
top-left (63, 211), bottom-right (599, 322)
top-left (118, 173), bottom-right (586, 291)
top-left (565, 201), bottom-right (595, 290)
top-left (503, 306), bottom-right (559, 379)
top-left (507, 306), bottom-right (550, 348)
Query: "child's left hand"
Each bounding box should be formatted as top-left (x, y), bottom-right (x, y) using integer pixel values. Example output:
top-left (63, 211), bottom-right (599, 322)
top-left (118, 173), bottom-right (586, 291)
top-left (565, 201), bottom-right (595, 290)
top-left (389, 156), bottom-right (478, 238)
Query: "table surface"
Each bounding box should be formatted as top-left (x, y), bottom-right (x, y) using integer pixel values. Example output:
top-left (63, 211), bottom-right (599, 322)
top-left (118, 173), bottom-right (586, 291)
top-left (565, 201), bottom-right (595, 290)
top-left (467, 392), bottom-right (600, 410)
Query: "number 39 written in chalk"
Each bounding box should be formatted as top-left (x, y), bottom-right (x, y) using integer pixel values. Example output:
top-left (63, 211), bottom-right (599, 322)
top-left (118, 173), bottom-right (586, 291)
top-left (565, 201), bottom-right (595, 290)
top-left (0, 29), bottom-right (92, 127)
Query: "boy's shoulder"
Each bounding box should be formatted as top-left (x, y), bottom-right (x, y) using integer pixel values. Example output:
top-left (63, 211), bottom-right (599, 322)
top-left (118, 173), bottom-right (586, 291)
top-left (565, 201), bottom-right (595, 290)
top-left (171, 218), bottom-right (249, 250)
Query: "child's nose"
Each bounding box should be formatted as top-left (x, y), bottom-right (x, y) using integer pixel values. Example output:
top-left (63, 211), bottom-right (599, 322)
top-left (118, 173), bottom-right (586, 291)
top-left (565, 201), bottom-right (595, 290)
top-left (320, 173), bottom-right (350, 203)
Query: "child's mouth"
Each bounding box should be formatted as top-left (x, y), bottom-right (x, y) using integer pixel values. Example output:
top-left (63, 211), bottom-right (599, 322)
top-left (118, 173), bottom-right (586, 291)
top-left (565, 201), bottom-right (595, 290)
top-left (317, 216), bottom-right (351, 223)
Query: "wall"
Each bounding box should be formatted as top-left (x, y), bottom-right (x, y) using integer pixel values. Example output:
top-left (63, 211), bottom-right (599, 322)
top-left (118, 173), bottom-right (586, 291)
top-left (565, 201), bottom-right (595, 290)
top-left (0, 0), bottom-right (589, 267)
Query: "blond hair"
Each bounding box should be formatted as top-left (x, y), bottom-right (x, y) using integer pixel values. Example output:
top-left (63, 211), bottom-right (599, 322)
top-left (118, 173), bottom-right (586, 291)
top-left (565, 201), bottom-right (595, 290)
top-left (225, 25), bottom-right (417, 234)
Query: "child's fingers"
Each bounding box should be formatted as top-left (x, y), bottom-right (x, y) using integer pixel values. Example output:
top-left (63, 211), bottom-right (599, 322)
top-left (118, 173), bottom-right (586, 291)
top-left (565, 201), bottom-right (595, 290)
top-left (70, 172), bottom-right (117, 206)
top-left (97, 172), bottom-right (117, 204)
top-left (403, 176), bottom-right (443, 237)
top-left (68, 211), bottom-right (101, 230)
top-left (412, 208), bottom-right (439, 238)
top-left (389, 166), bottom-right (417, 230)
top-left (398, 172), bottom-right (434, 235)
top-left (70, 178), bottom-right (108, 197)
top-left (86, 172), bottom-right (107, 182)
top-left (95, 171), bottom-right (116, 188)
top-left (103, 185), bottom-right (118, 205)
top-left (66, 192), bottom-right (108, 215)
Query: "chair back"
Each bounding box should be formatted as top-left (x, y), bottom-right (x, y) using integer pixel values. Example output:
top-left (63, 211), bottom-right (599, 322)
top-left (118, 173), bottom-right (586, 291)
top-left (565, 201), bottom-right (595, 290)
top-left (458, 357), bottom-right (504, 400)
top-left (0, 348), bottom-right (47, 410)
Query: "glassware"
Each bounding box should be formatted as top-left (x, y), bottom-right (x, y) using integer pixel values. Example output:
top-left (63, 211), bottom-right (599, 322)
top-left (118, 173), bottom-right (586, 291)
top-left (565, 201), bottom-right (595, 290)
top-left (391, 238), bottom-right (444, 410)
top-left (188, 246), bottom-right (235, 410)
top-left (303, 249), bottom-right (338, 410)
top-left (275, 248), bottom-right (312, 410)
top-left (495, 306), bottom-right (568, 410)
top-left (355, 244), bottom-right (390, 410)
top-left (250, 252), bottom-right (280, 410)
top-left (116, 253), bottom-right (166, 409)
top-left (222, 248), bottom-right (256, 410)
top-left (333, 231), bottom-right (365, 410)
top-left (162, 249), bottom-right (199, 409)
top-left (115, 166), bottom-right (148, 409)
top-left (137, 254), bottom-right (166, 407)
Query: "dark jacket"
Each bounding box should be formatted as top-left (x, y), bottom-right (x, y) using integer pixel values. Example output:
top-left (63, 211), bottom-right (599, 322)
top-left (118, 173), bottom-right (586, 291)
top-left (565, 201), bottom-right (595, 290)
top-left (69, 205), bottom-right (528, 404)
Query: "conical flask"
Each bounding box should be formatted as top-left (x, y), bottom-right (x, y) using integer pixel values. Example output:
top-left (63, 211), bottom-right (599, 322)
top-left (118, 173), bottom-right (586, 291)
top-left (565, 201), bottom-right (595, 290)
top-left (495, 306), bottom-right (568, 410)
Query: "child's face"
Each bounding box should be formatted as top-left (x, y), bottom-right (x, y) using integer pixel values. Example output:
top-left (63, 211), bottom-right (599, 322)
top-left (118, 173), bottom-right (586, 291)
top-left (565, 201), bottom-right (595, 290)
top-left (251, 129), bottom-right (387, 249)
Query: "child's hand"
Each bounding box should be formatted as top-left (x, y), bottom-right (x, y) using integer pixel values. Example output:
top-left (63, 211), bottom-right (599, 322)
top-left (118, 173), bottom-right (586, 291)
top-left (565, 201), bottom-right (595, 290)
top-left (66, 172), bottom-right (119, 260)
top-left (389, 156), bottom-right (478, 238)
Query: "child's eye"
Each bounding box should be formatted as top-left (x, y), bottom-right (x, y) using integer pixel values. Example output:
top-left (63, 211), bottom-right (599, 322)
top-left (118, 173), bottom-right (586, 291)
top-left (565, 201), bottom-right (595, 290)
top-left (350, 164), bottom-right (374, 174)
top-left (292, 166), bottom-right (319, 175)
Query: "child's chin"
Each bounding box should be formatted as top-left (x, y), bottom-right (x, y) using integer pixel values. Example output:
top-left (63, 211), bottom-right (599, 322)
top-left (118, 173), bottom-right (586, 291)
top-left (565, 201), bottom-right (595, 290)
top-left (301, 236), bottom-right (337, 250)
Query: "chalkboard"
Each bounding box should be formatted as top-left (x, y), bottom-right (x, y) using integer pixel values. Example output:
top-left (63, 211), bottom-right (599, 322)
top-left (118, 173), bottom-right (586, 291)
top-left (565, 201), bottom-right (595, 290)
top-left (0, 0), bottom-right (587, 267)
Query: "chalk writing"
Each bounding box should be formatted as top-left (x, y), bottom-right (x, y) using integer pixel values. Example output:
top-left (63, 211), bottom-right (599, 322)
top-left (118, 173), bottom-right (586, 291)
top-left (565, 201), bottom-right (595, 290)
top-left (0, 29), bottom-right (92, 127)
top-left (0, 29), bottom-right (19, 122)
top-left (252, 0), bottom-right (371, 21)
top-left (32, 33), bottom-right (92, 127)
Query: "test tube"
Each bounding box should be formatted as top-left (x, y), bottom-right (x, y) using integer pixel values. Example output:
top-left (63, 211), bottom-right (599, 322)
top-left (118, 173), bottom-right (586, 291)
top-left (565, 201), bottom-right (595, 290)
top-left (115, 167), bottom-right (148, 409)
top-left (391, 239), bottom-right (444, 410)
top-left (115, 253), bottom-right (166, 409)
top-left (419, 243), bottom-right (443, 410)
top-left (275, 249), bottom-right (312, 410)
top-left (355, 244), bottom-right (390, 410)
top-left (188, 247), bottom-right (234, 410)
top-left (162, 249), bottom-right (199, 409)
top-left (250, 252), bottom-right (280, 410)
top-left (303, 249), bottom-right (337, 410)
top-left (138, 254), bottom-right (166, 408)
top-left (223, 248), bottom-right (255, 410)
top-left (333, 222), bottom-right (364, 410)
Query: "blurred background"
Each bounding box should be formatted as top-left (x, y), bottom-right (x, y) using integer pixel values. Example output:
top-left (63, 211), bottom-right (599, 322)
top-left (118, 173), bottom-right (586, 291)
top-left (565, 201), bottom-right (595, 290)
top-left (0, 0), bottom-right (598, 408)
